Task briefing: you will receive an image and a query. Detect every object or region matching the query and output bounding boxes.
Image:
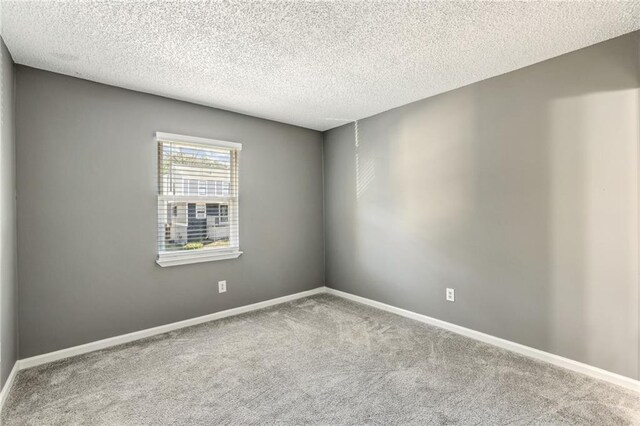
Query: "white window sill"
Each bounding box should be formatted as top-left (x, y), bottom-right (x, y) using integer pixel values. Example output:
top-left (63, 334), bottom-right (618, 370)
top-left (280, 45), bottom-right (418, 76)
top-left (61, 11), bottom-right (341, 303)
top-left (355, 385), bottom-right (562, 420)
top-left (156, 248), bottom-right (242, 267)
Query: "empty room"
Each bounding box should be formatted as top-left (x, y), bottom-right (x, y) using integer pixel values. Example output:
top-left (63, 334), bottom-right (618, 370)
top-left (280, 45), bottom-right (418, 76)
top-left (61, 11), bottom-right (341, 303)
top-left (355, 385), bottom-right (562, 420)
top-left (0, 1), bottom-right (639, 424)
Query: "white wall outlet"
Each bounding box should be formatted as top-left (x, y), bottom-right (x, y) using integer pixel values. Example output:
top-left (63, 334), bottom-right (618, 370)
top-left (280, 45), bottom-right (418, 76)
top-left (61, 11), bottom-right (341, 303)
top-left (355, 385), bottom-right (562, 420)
top-left (446, 288), bottom-right (455, 302)
top-left (218, 280), bottom-right (227, 293)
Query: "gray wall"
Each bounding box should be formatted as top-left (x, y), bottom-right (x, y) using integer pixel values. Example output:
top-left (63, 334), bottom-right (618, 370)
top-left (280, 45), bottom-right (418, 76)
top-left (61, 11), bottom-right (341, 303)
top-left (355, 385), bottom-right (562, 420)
top-left (324, 33), bottom-right (640, 379)
top-left (0, 38), bottom-right (17, 386)
top-left (15, 67), bottom-right (324, 358)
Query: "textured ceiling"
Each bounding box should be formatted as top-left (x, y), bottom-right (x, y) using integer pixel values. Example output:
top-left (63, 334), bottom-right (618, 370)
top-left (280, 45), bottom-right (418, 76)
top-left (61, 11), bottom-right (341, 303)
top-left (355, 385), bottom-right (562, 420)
top-left (2, 1), bottom-right (640, 131)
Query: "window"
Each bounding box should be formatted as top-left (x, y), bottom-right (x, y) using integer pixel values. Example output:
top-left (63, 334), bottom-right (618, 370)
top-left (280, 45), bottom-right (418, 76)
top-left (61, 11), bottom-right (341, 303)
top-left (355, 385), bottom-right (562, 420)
top-left (181, 179), bottom-right (230, 196)
top-left (198, 180), bottom-right (207, 196)
top-left (195, 203), bottom-right (206, 219)
top-left (219, 205), bottom-right (229, 224)
top-left (207, 180), bottom-right (216, 196)
top-left (156, 132), bottom-right (242, 267)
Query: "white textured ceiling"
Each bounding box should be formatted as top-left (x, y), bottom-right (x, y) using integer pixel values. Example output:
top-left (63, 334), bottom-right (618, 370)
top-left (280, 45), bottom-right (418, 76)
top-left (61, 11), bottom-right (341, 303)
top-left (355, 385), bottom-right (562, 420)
top-left (2, 1), bottom-right (640, 131)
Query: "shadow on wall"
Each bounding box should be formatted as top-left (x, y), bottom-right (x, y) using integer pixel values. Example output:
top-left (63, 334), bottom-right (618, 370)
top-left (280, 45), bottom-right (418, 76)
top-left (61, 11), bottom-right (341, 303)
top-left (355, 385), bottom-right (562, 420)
top-left (333, 35), bottom-right (639, 379)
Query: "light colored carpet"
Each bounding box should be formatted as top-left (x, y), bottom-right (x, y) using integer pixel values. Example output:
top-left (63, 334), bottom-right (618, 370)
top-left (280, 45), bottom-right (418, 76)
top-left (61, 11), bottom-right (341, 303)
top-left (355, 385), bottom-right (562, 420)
top-left (2, 294), bottom-right (639, 425)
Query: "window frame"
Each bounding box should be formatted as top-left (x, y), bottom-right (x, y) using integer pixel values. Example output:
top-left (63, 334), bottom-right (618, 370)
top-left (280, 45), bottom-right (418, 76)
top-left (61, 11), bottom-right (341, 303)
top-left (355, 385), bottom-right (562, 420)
top-left (198, 180), bottom-right (207, 196)
top-left (195, 203), bottom-right (206, 220)
top-left (156, 132), bottom-right (242, 267)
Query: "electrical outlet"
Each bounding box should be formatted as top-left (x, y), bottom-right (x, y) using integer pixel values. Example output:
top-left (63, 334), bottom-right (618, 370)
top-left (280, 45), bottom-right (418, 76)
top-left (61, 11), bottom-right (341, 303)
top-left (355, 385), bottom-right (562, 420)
top-left (446, 288), bottom-right (455, 302)
top-left (218, 280), bottom-right (227, 293)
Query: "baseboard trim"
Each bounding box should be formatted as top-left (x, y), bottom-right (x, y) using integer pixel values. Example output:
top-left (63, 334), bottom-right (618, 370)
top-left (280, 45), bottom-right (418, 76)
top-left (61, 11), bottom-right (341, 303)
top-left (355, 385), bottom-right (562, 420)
top-left (325, 287), bottom-right (640, 392)
top-left (18, 286), bottom-right (325, 371)
top-left (8, 285), bottom-right (639, 402)
top-left (0, 362), bottom-right (19, 414)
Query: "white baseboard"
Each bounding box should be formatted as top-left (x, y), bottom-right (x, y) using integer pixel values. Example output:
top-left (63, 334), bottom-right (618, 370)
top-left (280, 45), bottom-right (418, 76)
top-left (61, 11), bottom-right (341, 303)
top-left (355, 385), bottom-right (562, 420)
top-left (18, 286), bottom-right (325, 370)
top-left (325, 287), bottom-right (640, 392)
top-left (6, 284), bottom-right (638, 411)
top-left (0, 362), bottom-right (19, 414)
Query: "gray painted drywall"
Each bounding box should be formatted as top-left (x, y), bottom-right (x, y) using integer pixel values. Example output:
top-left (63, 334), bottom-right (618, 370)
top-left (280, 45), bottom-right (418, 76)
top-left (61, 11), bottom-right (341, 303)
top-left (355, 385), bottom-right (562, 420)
top-left (15, 66), bottom-right (324, 358)
top-left (324, 33), bottom-right (640, 379)
top-left (0, 37), bottom-right (17, 387)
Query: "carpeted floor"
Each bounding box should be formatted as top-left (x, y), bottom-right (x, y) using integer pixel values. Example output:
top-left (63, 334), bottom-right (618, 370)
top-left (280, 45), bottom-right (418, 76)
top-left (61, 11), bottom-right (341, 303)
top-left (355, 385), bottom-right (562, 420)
top-left (2, 294), bottom-right (639, 425)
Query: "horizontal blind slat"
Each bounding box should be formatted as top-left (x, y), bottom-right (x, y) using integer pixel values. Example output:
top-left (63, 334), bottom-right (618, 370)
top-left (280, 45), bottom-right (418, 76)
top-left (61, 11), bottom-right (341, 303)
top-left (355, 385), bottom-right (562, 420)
top-left (157, 138), bottom-right (241, 255)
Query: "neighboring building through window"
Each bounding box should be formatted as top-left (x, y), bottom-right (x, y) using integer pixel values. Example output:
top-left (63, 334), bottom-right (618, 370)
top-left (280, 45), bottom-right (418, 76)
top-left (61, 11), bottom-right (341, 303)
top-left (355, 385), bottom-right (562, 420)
top-left (156, 132), bottom-right (242, 267)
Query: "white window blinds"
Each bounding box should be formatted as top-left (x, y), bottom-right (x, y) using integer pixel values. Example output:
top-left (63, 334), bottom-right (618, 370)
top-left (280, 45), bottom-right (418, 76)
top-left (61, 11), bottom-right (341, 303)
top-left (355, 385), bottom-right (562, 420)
top-left (156, 132), bottom-right (242, 267)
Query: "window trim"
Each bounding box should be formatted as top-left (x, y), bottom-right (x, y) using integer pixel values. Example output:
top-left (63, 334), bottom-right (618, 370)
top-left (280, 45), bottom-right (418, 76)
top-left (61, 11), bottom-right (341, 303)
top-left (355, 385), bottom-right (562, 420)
top-left (156, 132), bottom-right (242, 151)
top-left (156, 247), bottom-right (242, 267)
top-left (156, 132), bottom-right (242, 267)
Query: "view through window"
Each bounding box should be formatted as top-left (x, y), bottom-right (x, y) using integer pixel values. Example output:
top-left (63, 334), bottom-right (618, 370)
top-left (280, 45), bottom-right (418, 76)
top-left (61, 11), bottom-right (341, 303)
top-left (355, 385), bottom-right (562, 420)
top-left (156, 133), bottom-right (241, 266)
